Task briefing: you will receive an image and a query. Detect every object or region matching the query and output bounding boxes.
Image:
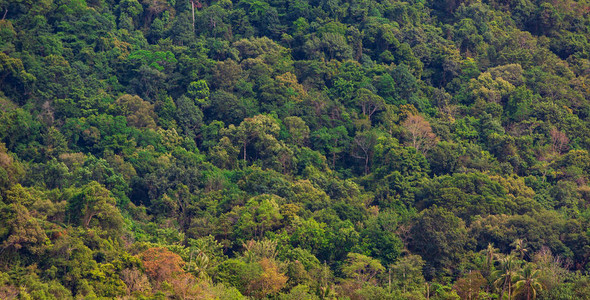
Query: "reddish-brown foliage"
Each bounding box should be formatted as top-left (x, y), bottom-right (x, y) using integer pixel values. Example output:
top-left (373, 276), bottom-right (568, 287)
top-left (141, 247), bottom-right (185, 285)
top-left (550, 127), bottom-right (569, 154)
top-left (246, 258), bottom-right (288, 298)
top-left (403, 114), bottom-right (438, 155)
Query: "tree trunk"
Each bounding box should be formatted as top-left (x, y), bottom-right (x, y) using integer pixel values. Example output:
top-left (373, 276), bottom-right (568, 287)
top-left (191, 1), bottom-right (195, 29)
top-left (388, 268), bottom-right (391, 293)
top-left (83, 212), bottom-right (96, 228)
top-left (332, 152), bottom-right (336, 169)
top-left (527, 283), bottom-right (530, 300)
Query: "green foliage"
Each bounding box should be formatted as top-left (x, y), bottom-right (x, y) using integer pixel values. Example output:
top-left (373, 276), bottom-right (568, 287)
top-left (2, 0), bottom-right (590, 297)
top-left (409, 205), bottom-right (470, 279)
top-left (342, 252), bottom-right (385, 283)
top-left (67, 181), bottom-right (124, 236)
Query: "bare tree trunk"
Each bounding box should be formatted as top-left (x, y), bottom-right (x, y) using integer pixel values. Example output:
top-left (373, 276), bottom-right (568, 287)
top-left (388, 268), bottom-right (391, 293)
top-left (84, 212), bottom-right (96, 228)
top-left (191, 0), bottom-right (195, 29)
top-left (332, 152), bottom-right (336, 169)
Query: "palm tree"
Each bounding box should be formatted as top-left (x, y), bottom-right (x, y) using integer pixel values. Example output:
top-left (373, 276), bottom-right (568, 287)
top-left (511, 238), bottom-right (528, 260)
top-left (188, 249), bottom-right (210, 281)
top-left (484, 243), bottom-right (496, 269)
top-left (493, 255), bottom-right (520, 300)
top-left (482, 243), bottom-right (498, 292)
top-left (514, 265), bottom-right (544, 300)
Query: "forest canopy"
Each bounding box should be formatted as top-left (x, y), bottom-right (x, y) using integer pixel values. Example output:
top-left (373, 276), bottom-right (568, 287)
top-left (1, 0), bottom-right (590, 299)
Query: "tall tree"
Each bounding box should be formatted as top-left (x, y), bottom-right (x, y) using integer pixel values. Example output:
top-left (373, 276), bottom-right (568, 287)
top-left (408, 205), bottom-right (469, 278)
top-left (67, 181), bottom-right (124, 235)
top-left (514, 265), bottom-right (544, 300)
top-left (493, 255), bottom-right (520, 300)
top-left (351, 130), bottom-right (379, 175)
top-left (403, 114), bottom-right (438, 155)
top-left (342, 253), bottom-right (385, 285)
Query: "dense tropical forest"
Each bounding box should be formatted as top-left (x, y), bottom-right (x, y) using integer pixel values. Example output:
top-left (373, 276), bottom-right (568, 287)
top-left (2, 0), bottom-right (590, 298)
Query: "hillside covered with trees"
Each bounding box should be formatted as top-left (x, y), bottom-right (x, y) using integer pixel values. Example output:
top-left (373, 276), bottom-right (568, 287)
top-left (1, 0), bottom-right (590, 298)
